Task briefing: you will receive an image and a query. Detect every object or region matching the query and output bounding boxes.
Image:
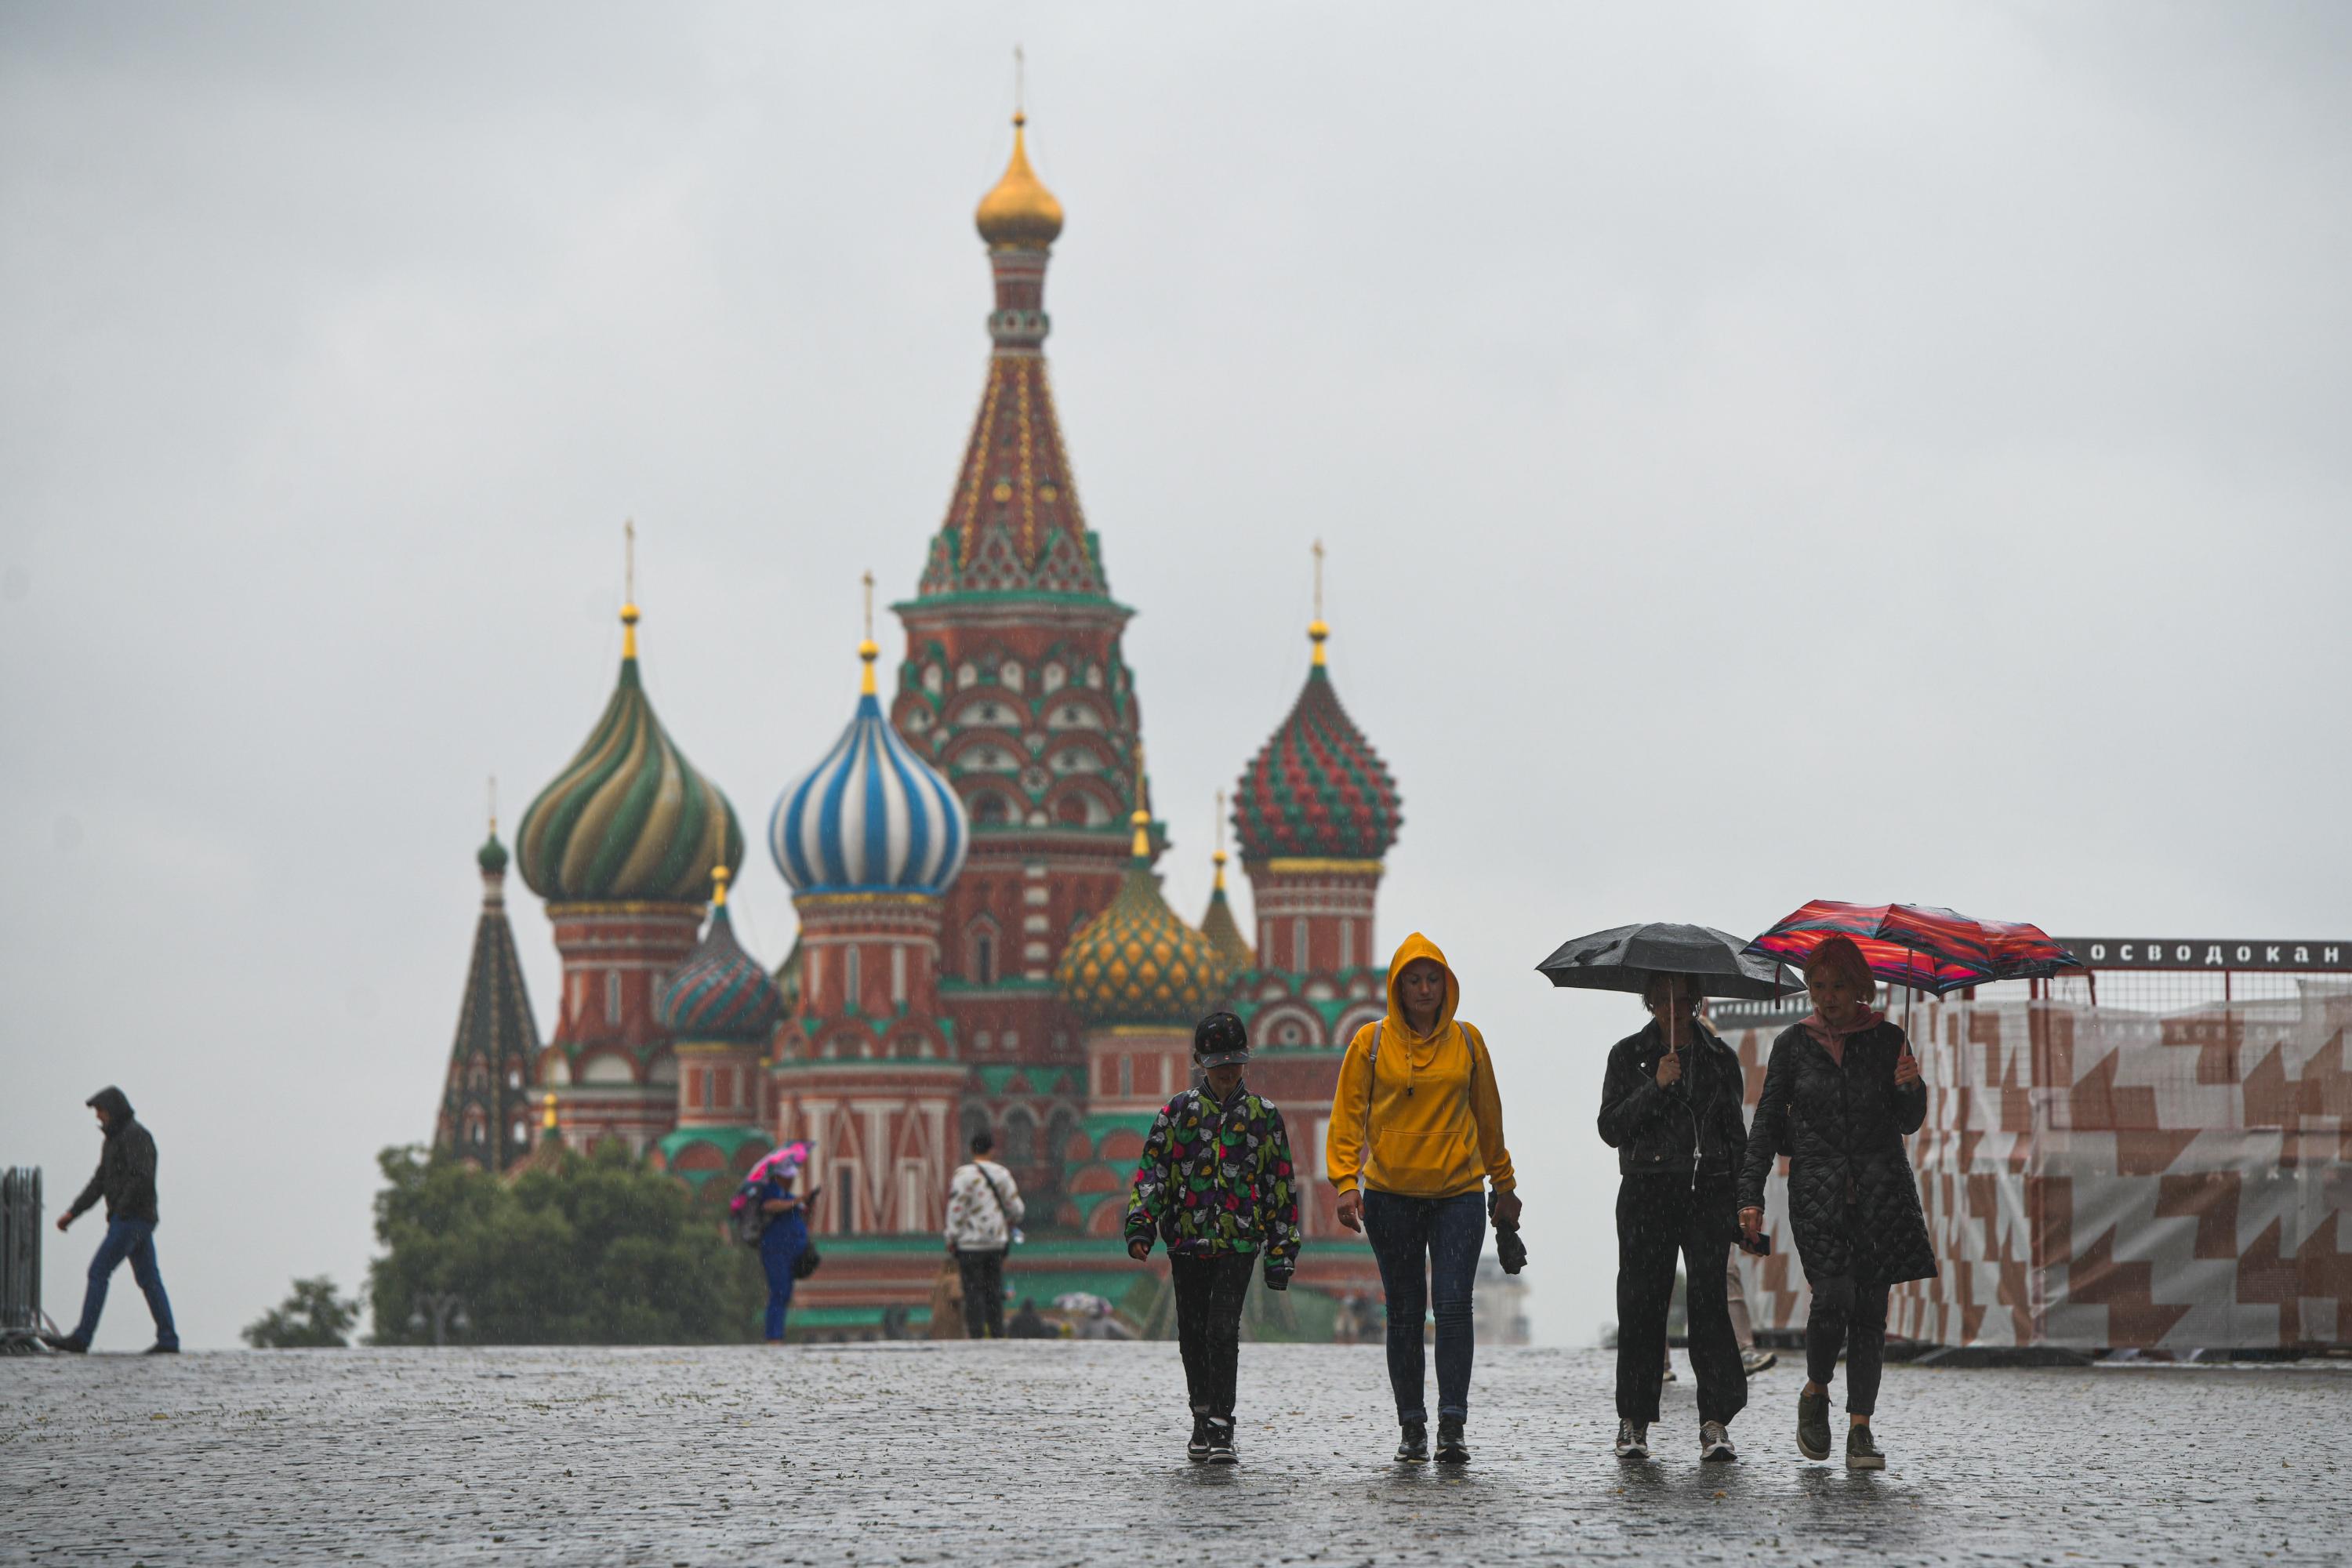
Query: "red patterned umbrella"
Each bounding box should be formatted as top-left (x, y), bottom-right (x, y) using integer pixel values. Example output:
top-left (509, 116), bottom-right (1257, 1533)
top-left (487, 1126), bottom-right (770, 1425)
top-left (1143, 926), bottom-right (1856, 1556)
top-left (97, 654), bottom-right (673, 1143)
top-left (1744, 900), bottom-right (2083, 997)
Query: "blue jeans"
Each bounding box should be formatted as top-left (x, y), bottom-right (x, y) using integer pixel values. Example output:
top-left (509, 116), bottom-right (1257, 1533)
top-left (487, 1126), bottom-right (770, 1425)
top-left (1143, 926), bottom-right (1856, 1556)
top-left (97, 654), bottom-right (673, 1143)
top-left (758, 1212), bottom-right (808, 1341)
top-left (73, 1219), bottom-right (177, 1348)
top-left (1362, 1189), bottom-right (1486, 1422)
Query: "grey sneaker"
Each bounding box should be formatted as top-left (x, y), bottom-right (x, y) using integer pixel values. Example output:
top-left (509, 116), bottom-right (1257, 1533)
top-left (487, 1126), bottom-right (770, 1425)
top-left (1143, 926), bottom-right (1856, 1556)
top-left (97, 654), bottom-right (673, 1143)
top-left (1796, 1387), bottom-right (1832, 1461)
top-left (1740, 1346), bottom-right (1779, 1375)
top-left (1846, 1422), bottom-right (1886, 1471)
top-left (1700, 1420), bottom-right (1737, 1461)
top-left (1613, 1418), bottom-right (1650, 1459)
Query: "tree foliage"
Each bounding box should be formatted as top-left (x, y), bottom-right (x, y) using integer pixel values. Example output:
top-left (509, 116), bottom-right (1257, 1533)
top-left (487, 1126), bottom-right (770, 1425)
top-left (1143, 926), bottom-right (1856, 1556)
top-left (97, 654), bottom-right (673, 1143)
top-left (242, 1276), bottom-right (361, 1348)
top-left (366, 1143), bottom-right (766, 1346)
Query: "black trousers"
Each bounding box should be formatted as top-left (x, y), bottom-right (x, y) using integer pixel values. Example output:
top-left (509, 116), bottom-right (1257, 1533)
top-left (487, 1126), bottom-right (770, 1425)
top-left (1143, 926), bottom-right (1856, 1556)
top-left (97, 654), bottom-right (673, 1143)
top-left (1169, 1252), bottom-right (1255, 1419)
top-left (1615, 1174), bottom-right (1748, 1427)
top-left (955, 1248), bottom-right (1007, 1339)
top-left (1804, 1276), bottom-right (1890, 1416)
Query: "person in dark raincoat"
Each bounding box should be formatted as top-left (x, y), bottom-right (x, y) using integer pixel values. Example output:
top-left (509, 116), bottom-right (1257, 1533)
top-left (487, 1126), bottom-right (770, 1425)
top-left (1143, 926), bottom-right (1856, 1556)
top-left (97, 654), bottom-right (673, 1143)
top-left (1737, 935), bottom-right (1934, 1471)
top-left (45, 1087), bottom-right (178, 1354)
top-left (1599, 974), bottom-right (1750, 1461)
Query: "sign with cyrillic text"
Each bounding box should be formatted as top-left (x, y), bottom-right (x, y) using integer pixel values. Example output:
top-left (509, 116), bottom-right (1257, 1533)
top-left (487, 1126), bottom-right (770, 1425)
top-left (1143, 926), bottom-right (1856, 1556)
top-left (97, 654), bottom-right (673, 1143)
top-left (2056, 939), bottom-right (2351, 972)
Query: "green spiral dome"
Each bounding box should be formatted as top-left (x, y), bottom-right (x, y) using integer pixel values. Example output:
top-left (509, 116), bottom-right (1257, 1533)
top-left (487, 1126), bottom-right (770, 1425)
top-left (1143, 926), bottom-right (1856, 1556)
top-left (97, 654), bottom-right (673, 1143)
top-left (516, 618), bottom-right (743, 904)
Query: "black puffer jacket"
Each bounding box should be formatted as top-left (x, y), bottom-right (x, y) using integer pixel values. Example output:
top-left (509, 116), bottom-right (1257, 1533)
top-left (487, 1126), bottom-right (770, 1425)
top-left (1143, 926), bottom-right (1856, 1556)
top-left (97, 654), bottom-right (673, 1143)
top-left (68, 1087), bottom-right (159, 1225)
top-left (1736, 1022), bottom-right (1934, 1287)
top-left (1597, 1019), bottom-right (1750, 1180)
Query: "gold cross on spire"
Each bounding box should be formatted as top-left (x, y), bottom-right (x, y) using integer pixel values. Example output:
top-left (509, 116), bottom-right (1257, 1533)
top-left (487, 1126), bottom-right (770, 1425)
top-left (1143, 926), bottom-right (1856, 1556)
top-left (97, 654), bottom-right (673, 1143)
top-left (1130, 742), bottom-right (1151, 859)
top-left (1212, 789), bottom-right (1228, 888)
top-left (1014, 44), bottom-right (1025, 119)
top-left (620, 518), bottom-right (641, 658)
top-left (1309, 538), bottom-right (1330, 666)
top-left (858, 570), bottom-right (880, 695)
top-left (487, 774), bottom-right (498, 837)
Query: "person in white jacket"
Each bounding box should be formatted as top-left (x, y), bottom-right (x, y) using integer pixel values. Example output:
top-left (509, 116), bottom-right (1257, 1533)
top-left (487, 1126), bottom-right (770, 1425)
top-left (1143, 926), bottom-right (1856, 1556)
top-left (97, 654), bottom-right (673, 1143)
top-left (943, 1131), bottom-right (1025, 1339)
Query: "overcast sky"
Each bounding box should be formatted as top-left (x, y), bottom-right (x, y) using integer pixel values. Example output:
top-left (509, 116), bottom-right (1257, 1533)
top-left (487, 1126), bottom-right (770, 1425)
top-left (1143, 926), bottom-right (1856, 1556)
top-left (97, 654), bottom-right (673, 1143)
top-left (4, 4), bottom-right (2347, 1352)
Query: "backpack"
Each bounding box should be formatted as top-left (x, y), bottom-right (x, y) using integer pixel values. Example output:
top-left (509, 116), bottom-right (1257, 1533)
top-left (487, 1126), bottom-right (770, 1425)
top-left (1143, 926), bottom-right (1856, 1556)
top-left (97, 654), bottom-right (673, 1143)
top-left (729, 1181), bottom-right (768, 1247)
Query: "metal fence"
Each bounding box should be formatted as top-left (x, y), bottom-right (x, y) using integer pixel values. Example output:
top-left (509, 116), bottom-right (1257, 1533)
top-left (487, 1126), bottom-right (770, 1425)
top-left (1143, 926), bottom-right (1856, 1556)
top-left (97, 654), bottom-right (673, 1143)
top-left (2, 1167), bottom-right (48, 1352)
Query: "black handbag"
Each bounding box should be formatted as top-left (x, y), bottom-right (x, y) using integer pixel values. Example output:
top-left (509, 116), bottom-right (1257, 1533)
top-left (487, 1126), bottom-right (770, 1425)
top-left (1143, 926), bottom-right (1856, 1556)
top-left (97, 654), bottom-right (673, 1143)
top-left (793, 1240), bottom-right (822, 1279)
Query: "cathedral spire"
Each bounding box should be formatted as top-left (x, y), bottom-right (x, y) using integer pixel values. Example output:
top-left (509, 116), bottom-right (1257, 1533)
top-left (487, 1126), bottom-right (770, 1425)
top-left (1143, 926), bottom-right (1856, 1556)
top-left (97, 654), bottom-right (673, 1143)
top-left (919, 101), bottom-right (1107, 600)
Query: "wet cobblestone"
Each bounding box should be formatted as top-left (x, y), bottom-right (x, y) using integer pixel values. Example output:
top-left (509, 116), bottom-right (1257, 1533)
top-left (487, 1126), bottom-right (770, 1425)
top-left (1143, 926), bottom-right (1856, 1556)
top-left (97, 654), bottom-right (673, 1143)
top-left (2, 1344), bottom-right (2343, 1566)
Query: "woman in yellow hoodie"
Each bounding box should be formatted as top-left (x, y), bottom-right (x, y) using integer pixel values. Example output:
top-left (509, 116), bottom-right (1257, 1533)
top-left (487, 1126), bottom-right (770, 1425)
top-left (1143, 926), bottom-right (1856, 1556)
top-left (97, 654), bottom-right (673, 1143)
top-left (1328, 933), bottom-right (1520, 1464)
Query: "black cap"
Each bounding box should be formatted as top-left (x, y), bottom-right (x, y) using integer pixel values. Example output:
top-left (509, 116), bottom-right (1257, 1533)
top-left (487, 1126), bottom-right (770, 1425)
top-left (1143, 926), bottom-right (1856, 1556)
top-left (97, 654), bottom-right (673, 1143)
top-left (1192, 1011), bottom-right (1250, 1069)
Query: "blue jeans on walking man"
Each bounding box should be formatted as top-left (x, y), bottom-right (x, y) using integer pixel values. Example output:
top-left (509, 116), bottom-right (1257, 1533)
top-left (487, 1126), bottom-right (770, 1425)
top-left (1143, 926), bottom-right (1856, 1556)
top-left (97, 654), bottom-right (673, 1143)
top-left (1362, 1189), bottom-right (1486, 1422)
top-left (72, 1218), bottom-right (178, 1350)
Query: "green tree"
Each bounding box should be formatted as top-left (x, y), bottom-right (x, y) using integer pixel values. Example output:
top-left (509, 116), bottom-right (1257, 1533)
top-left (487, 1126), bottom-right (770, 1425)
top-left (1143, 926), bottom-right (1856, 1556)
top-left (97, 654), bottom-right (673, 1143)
top-left (366, 1143), bottom-right (766, 1345)
top-left (242, 1276), bottom-right (361, 1348)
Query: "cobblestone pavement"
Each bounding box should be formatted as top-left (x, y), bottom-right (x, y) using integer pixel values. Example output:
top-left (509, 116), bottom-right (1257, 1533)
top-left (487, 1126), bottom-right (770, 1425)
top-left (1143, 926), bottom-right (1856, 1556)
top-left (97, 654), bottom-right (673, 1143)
top-left (3, 1343), bottom-right (2343, 1566)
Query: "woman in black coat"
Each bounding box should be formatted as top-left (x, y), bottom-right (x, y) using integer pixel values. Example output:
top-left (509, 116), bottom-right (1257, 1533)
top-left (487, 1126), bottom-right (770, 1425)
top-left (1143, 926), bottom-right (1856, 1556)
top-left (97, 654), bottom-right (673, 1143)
top-left (1737, 935), bottom-right (1933, 1471)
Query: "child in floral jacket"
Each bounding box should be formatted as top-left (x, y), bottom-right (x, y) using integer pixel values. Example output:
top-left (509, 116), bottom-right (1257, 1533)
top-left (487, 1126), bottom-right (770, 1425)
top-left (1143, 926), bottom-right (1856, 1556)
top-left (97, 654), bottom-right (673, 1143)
top-left (1124, 1011), bottom-right (1302, 1464)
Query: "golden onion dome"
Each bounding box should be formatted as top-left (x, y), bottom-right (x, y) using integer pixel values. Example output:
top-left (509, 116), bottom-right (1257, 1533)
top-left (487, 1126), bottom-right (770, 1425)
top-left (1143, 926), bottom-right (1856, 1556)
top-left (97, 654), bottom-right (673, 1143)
top-left (975, 112), bottom-right (1064, 250)
top-left (1055, 811), bottom-right (1233, 1027)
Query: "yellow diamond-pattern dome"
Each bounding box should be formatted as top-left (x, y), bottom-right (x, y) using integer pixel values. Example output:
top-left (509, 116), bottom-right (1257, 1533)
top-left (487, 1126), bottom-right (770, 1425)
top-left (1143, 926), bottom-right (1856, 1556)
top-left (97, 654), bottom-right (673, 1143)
top-left (1057, 828), bottom-right (1232, 1027)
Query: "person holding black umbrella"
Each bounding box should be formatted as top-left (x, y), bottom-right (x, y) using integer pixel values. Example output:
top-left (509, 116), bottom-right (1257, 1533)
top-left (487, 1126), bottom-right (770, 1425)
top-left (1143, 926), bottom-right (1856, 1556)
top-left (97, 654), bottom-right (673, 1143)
top-left (1737, 935), bottom-right (1933, 1471)
top-left (1597, 973), bottom-right (1750, 1462)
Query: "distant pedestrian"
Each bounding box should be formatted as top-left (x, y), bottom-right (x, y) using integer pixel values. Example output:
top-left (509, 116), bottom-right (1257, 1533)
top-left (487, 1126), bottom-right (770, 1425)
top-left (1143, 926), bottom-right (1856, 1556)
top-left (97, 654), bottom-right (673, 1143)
top-left (944, 1133), bottom-right (1023, 1339)
top-left (1124, 1012), bottom-right (1301, 1465)
top-left (1328, 934), bottom-right (1519, 1465)
top-left (44, 1087), bottom-right (177, 1355)
top-left (742, 1142), bottom-right (811, 1344)
top-left (1738, 935), bottom-right (1934, 1471)
top-left (1007, 1298), bottom-right (1054, 1339)
top-left (1599, 975), bottom-right (1748, 1462)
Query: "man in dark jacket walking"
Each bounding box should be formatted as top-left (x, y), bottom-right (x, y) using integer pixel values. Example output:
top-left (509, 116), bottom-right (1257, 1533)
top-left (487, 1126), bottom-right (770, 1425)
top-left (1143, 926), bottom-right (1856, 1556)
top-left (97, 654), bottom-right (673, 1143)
top-left (1597, 976), bottom-right (1748, 1462)
top-left (42, 1087), bottom-right (178, 1354)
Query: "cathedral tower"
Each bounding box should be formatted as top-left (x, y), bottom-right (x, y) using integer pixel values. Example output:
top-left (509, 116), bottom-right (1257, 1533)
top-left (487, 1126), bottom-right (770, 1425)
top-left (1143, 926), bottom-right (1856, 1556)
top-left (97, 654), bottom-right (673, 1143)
top-left (648, 866), bottom-right (782, 1196)
top-left (433, 811), bottom-right (544, 1171)
top-left (771, 622), bottom-right (970, 1247)
top-left (516, 562), bottom-right (745, 1156)
top-left (889, 111), bottom-right (1152, 1220)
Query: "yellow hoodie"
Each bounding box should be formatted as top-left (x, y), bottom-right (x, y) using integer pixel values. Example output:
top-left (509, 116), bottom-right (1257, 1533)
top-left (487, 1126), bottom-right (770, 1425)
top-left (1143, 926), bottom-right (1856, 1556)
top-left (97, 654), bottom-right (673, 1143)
top-left (1326, 932), bottom-right (1516, 1200)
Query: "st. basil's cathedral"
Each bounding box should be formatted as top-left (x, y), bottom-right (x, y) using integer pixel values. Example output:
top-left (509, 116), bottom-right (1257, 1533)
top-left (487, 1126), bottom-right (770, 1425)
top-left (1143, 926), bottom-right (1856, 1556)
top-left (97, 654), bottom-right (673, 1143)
top-left (433, 112), bottom-right (1405, 1334)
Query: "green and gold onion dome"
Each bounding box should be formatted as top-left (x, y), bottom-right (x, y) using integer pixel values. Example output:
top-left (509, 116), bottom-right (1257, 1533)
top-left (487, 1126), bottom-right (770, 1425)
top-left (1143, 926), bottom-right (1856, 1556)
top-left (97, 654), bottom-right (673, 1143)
top-left (1055, 810), bottom-right (1233, 1026)
top-left (517, 601), bottom-right (744, 904)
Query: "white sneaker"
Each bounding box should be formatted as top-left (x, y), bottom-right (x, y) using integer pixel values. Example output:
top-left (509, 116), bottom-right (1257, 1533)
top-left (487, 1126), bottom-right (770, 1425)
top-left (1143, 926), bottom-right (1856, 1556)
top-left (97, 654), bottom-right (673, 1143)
top-left (1700, 1420), bottom-right (1737, 1462)
top-left (1740, 1347), bottom-right (1779, 1375)
top-left (1614, 1418), bottom-right (1650, 1459)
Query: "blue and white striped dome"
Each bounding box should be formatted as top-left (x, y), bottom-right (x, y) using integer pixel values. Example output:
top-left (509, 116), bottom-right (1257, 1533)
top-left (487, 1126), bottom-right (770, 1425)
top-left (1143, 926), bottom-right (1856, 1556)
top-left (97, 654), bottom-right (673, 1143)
top-left (770, 653), bottom-right (969, 895)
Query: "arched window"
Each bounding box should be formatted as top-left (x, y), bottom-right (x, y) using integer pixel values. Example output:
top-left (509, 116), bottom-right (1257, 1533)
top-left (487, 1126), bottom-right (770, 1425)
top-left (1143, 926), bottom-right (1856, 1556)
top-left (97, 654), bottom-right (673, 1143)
top-left (970, 924), bottom-right (997, 986)
top-left (604, 970), bottom-right (622, 1024)
top-left (960, 1105), bottom-right (991, 1152)
top-left (971, 793), bottom-right (1010, 826)
top-left (1002, 1107), bottom-right (1036, 1166)
top-left (844, 945), bottom-right (862, 1009)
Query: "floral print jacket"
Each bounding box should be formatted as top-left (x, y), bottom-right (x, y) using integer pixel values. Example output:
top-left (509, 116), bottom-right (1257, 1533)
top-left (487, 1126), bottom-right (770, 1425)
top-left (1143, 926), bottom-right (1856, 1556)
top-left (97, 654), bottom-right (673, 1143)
top-left (1123, 1083), bottom-right (1302, 1282)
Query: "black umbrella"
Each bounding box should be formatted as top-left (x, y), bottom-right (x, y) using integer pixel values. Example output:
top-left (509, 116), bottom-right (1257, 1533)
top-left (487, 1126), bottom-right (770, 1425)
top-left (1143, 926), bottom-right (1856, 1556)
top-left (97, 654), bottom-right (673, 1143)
top-left (1535, 922), bottom-right (1798, 1001)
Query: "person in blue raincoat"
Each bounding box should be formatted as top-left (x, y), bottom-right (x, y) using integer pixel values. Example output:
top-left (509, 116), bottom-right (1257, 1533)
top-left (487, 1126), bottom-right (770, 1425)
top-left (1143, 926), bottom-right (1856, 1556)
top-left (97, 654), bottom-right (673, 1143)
top-left (745, 1143), bottom-right (811, 1343)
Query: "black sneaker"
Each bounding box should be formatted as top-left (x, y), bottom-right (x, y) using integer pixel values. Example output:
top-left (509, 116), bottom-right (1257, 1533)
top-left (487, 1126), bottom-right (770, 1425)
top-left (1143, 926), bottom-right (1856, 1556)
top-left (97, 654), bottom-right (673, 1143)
top-left (1186, 1414), bottom-right (1212, 1462)
top-left (1435, 1416), bottom-right (1470, 1465)
top-left (1846, 1422), bottom-right (1886, 1471)
top-left (1613, 1418), bottom-right (1650, 1459)
top-left (144, 1344), bottom-right (180, 1356)
top-left (1700, 1420), bottom-right (1737, 1462)
top-left (1796, 1387), bottom-right (1831, 1462)
top-left (1395, 1420), bottom-right (1428, 1462)
top-left (39, 1332), bottom-right (88, 1354)
top-left (1204, 1417), bottom-right (1237, 1465)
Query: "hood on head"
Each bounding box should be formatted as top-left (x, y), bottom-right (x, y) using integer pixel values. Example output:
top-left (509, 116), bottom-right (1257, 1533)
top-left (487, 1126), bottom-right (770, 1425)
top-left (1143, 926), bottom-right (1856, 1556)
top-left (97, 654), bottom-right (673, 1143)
top-left (86, 1086), bottom-right (133, 1129)
top-left (1384, 931), bottom-right (1461, 1036)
